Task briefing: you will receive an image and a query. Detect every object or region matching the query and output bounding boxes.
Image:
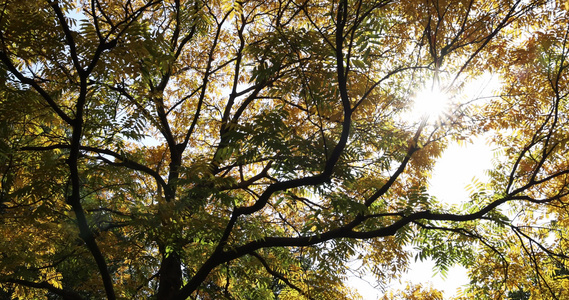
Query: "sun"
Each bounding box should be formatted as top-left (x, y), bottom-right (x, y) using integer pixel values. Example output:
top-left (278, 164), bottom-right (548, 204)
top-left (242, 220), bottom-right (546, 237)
top-left (412, 86), bottom-right (449, 120)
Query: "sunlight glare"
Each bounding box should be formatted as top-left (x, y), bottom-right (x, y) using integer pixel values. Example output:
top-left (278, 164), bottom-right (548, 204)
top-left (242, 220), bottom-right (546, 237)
top-left (412, 86), bottom-right (449, 120)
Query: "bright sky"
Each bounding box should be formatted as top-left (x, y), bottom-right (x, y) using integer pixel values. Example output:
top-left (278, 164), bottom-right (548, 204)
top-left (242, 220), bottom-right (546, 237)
top-left (415, 136), bottom-right (494, 297)
top-left (348, 73), bottom-right (500, 299)
top-left (348, 137), bottom-right (494, 299)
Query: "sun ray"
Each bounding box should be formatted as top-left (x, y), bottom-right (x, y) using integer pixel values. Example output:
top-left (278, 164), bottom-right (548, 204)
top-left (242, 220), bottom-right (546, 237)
top-left (412, 84), bottom-right (449, 120)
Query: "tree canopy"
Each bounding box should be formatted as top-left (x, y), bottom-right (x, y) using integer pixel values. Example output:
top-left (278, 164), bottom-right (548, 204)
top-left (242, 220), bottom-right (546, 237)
top-left (1, 0), bottom-right (569, 299)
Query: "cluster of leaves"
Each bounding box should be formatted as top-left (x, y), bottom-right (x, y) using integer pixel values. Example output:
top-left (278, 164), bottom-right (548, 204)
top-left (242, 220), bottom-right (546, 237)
top-left (1, 0), bottom-right (569, 299)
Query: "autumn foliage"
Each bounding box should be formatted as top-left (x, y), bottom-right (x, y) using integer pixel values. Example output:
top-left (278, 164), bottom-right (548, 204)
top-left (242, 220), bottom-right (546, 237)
top-left (1, 0), bottom-right (569, 299)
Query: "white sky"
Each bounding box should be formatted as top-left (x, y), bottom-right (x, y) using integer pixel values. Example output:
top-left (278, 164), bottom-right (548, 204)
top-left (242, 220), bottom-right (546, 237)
top-left (347, 137), bottom-right (494, 299)
top-left (416, 136), bottom-right (494, 297)
top-left (348, 72), bottom-right (500, 299)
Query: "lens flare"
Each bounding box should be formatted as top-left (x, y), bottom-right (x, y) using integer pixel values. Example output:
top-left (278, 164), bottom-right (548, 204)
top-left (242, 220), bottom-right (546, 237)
top-left (413, 87), bottom-right (449, 120)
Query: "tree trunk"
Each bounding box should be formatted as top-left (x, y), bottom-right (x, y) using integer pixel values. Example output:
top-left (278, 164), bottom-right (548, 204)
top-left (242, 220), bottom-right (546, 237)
top-left (157, 250), bottom-right (182, 300)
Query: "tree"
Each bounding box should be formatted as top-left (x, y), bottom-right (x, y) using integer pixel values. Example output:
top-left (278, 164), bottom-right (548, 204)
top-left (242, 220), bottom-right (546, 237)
top-left (0, 0), bottom-right (568, 299)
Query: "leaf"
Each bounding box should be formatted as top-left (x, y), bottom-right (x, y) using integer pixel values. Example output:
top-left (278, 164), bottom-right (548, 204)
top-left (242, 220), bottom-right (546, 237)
top-left (1, 1), bottom-right (568, 299)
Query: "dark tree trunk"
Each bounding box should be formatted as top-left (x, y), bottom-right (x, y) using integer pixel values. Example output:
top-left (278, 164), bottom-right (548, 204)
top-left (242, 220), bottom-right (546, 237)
top-left (157, 251), bottom-right (183, 300)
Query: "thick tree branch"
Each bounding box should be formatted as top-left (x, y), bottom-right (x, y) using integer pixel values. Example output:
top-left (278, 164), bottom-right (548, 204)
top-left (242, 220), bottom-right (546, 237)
top-left (20, 144), bottom-right (172, 200)
top-left (0, 50), bottom-right (73, 124)
top-left (3, 279), bottom-right (85, 300)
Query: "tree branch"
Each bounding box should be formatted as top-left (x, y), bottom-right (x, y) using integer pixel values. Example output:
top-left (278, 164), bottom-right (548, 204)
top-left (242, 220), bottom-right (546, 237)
top-left (3, 279), bottom-right (85, 300)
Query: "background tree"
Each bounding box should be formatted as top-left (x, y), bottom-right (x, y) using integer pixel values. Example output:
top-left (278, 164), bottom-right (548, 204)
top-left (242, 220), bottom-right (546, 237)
top-left (0, 0), bottom-right (568, 299)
